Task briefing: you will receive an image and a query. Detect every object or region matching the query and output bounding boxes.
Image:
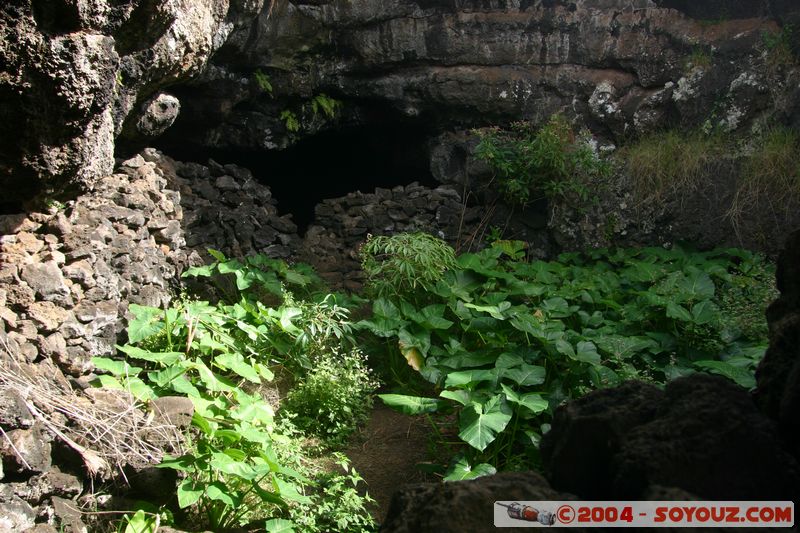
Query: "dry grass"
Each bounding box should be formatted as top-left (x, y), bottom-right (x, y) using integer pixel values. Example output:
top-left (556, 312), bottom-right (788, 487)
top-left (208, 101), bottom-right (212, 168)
top-left (0, 339), bottom-right (184, 480)
top-left (728, 126), bottom-right (800, 240)
top-left (623, 129), bottom-right (726, 206)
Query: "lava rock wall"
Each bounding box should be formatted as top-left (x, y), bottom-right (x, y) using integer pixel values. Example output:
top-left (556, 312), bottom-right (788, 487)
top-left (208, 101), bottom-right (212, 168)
top-left (0, 0), bottom-right (264, 204)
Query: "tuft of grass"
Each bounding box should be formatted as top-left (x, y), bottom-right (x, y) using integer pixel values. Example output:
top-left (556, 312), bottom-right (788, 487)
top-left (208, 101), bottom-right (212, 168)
top-left (763, 24), bottom-right (796, 70)
top-left (622, 129), bottom-right (726, 205)
top-left (686, 47), bottom-right (712, 70)
top-left (728, 126), bottom-right (800, 238)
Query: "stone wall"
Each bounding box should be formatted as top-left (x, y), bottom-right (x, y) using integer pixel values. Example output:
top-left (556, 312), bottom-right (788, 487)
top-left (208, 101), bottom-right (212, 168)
top-left (170, 0), bottom-right (800, 152)
top-left (0, 150), bottom-right (299, 531)
top-left (300, 183), bottom-right (482, 290)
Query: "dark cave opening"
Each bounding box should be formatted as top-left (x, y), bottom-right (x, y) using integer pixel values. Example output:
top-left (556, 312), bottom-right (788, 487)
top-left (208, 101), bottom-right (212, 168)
top-left (157, 120), bottom-right (439, 234)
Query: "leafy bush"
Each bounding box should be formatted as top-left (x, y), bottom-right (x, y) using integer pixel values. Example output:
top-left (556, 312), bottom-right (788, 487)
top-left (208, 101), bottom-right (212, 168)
top-left (97, 298), bottom-right (302, 530)
top-left (473, 114), bottom-right (609, 206)
top-left (360, 232), bottom-right (457, 301)
top-left (281, 110), bottom-right (300, 132)
top-left (308, 93), bottom-right (341, 119)
top-left (283, 348), bottom-right (378, 446)
top-left (361, 242), bottom-right (775, 477)
top-left (287, 453), bottom-right (377, 533)
top-left (96, 252), bottom-right (376, 532)
top-left (717, 250), bottom-right (778, 340)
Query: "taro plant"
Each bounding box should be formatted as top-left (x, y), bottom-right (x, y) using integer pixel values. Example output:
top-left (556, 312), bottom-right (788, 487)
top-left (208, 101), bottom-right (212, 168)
top-left (95, 298), bottom-right (305, 530)
top-left (95, 252), bottom-right (376, 532)
top-left (360, 237), bottom-right (775, 478)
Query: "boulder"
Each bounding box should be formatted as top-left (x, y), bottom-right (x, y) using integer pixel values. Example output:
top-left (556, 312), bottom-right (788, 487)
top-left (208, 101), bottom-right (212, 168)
top-left (541, 374), bottom-right (800, 502)
top-left (0, 0), bottom-right (265, 204)
top-left (755, 229), bottom-right (800, 459)
top-left (382, 471), bottom-right (579, 533)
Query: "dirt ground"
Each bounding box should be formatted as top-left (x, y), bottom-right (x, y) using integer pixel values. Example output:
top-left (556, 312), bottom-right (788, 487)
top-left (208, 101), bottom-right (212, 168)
top-left (345, 405), bottom-right (437, 523)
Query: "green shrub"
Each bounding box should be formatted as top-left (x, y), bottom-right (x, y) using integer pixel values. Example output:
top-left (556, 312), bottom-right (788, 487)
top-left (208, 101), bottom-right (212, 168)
top-left (473, 114), bottom-right (609, 206)
top-left (360, 232), bottom-right (457, 301)
top-left (282, 348), bottom-right (378, 446)
top-left (308, 93), bottom-right (341, 119)
top-left (287, 453), bottom-right (377, 533)
top-left (281, 110), bottom-right (300, 132)
top-left (718, 250), bottom-right (778, 340)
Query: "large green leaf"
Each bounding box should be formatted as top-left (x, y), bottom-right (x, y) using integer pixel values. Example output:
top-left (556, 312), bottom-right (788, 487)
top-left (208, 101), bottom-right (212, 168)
top-left (92, 357), bottom-right (142, 377)
top-left (440, 389), bottom-right (472, 406)
top-left (444, 369), bottom-right (499, 388)
top-left (574, 341), bottom-right (601, 365)
top-left (117, 345), bottom-right (183, 365)
top-left (501, 364), bottom-right (546, 386)
top-left (397, 328), bottom-right (431, 362)
top-left (541, 297), bottom-right (574, 318)
top-left (210, 452), bottom-right (257, 480)
top-left (439, 350), bottom-right (498, 369)
top-left (379, 394), bottom-right (441, 415)
top-left (214, 353), bottom-right (261, 383)
top-left (272, 475), bottom-right (312, 504)
top-left (265, 518), bottom-right (296, 533)
top-left (193, 360), bottom-right (238, 393)
top-left (123, 510), bottom-right (157, 533)
top-left (205, 481), bottom-right (240, 507)
top-left (694, 360), bottom-right (756, 389)
top-left (177, 479), bottom-right (203, 508)
top-left (500, 384), bottom-right (548, 414)
top-left (458, 395), bottom-right (512, 451)
top-left (678, 270), bottom-right (715, 299)
top-left (691, 300), bottom-right (718, 325)
top-left (464, 301), bottom-right (511, 320)
top-left (147, 364), bottom-right (188, 388)
top-left (495, 353), bottom-right (524, 369)
top-left (666, 302), bottom-right (693, 322)
top-left (420, 304), bottom-right (454, 330)
top-left (594, 335), bottom-right (657, 359)
top-left (126, 304), bottom-right (164, 343)
top-left (123, 377), bottom-right (156, 401)
top-left (443, 456), bottom-right (497, 482)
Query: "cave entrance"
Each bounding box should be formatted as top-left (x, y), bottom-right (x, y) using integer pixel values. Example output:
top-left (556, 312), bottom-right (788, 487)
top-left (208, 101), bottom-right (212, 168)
top-left (161, 119), bottom-right (439, 234)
